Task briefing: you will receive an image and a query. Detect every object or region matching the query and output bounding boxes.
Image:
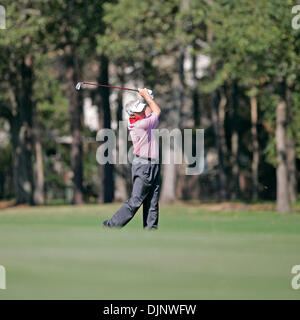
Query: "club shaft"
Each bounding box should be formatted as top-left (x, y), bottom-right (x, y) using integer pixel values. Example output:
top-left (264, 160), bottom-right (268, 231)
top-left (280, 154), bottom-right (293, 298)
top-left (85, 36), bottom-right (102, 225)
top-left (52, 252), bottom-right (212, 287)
top-left (83, 82), bottom-right (138, 92)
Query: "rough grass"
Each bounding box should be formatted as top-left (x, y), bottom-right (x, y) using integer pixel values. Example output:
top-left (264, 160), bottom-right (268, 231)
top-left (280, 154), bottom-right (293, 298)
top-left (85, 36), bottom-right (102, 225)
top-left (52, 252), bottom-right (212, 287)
top-left (0, 204), bottom-right (300, 300)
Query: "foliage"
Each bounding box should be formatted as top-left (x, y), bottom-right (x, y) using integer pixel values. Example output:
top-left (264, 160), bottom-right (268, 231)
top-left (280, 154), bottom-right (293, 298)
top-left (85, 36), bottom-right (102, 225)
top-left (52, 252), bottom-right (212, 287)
top-left (0, 0), bottom-right (300, 203)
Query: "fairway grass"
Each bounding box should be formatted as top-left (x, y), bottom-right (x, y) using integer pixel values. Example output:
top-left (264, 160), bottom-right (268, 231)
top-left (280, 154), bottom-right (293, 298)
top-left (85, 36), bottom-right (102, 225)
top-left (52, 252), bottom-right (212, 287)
top-left (0, 204), bottom-right (299, 300)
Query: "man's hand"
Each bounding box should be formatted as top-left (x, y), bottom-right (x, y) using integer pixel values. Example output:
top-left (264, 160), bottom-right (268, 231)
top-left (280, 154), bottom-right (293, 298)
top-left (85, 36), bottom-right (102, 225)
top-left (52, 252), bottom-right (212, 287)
top-left (138, 88), bottom-right (161, 116)
top-left (138, 88), bottom-right (152, 100)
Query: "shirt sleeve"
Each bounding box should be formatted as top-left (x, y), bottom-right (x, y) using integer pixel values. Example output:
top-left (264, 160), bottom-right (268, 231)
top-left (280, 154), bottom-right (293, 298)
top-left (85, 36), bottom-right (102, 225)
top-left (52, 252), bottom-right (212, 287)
top-left (136, 112), bottom-right (159, 130)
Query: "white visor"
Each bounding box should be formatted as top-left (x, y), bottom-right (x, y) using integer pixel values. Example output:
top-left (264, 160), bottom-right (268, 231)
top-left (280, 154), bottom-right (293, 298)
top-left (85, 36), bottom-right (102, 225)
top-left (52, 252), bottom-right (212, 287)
top-left (126, 100), bottom-right (146, 115)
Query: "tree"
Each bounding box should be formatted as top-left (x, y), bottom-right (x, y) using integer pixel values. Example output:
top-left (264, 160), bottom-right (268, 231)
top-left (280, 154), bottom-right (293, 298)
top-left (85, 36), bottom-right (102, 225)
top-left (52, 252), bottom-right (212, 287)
top-left (94, 55), bottom-right (114, 203)
top-left (0, 1), bottom-right (48, 204)
top-left (204, 0), bottom-right (300, 208)
top-left (43, 0), bottom-right (106, 204)
top-left (204, 0), bottom-right (271, 200)
top-left (264, 0), bottom-right (300, 212)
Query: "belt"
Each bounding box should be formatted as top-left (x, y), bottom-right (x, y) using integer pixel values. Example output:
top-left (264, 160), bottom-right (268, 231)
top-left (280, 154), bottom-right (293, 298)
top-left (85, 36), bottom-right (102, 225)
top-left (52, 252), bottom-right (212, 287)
top-left (134, 154), bottom-right (158, 163)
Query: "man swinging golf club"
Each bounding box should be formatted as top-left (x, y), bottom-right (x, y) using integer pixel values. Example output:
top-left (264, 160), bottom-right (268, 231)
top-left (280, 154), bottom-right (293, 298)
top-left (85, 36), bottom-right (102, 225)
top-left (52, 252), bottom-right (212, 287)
top-left (103, 88), bottom-right (161, 229)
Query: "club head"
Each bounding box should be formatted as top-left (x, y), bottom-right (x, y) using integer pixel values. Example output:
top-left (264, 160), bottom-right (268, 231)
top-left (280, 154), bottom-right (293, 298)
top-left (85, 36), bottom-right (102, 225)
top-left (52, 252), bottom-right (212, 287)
top-left (75, 82), bottom-right (84, 90)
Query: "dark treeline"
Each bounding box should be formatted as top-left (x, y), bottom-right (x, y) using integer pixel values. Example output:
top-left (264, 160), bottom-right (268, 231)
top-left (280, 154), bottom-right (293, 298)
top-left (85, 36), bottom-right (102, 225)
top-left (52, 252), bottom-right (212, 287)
top-left (0, 0), bottom-right (299, 212)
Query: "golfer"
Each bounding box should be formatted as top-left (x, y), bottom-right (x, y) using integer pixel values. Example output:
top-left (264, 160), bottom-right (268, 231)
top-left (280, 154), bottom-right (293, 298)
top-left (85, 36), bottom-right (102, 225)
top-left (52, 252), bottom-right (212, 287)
top-left (103, 88), bottom-right (161, 229)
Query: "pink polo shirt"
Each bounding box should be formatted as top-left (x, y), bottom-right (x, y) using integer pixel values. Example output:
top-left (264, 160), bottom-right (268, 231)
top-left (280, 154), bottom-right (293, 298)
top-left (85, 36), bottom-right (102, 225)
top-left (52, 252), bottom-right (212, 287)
top-left (128, 112), bottom-right (159, 160)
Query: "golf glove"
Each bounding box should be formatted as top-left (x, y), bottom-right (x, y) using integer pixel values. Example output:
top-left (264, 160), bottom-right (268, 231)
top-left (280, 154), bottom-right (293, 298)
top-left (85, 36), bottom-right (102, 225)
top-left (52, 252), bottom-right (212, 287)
top-left (147, 89), bottom-right (154, 99)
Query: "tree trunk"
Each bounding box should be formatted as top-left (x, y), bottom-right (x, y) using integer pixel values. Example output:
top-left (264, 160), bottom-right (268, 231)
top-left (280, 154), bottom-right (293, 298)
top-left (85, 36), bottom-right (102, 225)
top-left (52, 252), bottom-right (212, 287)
top-left (286, 138), bottom-right (297, 203)
top-left (161, 149), bottom-right (176, 204)
top-left (160, 50), bottom-right (184, 204)
top-left (117, 66), bottom-right (124, 126)
top-left (115, 66), bottom-right (131, 200)
top-left (285, 87), bottom-right (297, 203)
top-left (276, 98), bottom-right (291, 212)
top-left (0, 172), bottom-right (4, 199)
top-left (96, 55), bottom-right (114, 203)
top-left (32, 99), bottom-right (44, 205)
top-left (0, 105), bottom-right (13, 200)
top-left (11, 55), bottom-right (35, 205)
top-left (33, 134), bottom-right (45, 205)
top-left (219, 88), bottom-right (228, 161)
top-left (250, 94), bottom-right (259, 201)
top-left (206, 21), bottom-right (228, 201)
top-left (231, 82), bottom-right (240, 199)
top-left (65, 53), bottom-right (84, 204)
top-left (192, 47), bottom-right (200, 127)
top-left (211, 88), bottom-right (228, 201)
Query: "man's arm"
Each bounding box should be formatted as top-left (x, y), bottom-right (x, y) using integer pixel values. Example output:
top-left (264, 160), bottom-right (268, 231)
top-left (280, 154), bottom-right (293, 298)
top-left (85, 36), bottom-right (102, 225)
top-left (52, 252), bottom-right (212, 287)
top-left (145, 105), bottom-right (152, 117)
top-left (138, 88), bottom-right (161, 116)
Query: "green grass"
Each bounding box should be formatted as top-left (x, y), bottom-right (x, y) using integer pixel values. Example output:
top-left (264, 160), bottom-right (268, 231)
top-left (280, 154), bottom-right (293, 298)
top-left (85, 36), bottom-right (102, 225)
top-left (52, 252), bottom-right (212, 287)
top-left (0, 204), bottom-right (300, 300)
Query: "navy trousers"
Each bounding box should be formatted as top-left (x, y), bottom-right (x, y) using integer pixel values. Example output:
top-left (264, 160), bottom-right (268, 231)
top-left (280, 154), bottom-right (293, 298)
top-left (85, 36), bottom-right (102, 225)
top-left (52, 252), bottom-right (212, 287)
top-left (108, 159), bottom-right (160, 229)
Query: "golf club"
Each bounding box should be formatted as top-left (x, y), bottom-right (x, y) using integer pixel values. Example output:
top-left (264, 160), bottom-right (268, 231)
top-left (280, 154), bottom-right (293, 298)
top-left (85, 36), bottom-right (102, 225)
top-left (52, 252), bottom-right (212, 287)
top-left (75, 81), bottom-right (139, 92)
